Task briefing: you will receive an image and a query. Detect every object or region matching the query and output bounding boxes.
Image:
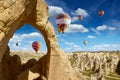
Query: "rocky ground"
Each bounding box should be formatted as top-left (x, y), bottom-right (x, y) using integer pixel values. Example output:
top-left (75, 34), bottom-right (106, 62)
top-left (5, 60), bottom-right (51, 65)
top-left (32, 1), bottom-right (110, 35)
top-left (10, 51), bottom-right (120, 80)
top-left (68, 51), bottom-right (120, 80)
top-left (10, 50), bottom-right (46, 64)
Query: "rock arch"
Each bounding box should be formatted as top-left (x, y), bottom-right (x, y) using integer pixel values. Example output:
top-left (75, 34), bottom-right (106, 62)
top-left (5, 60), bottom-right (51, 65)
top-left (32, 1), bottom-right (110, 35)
top-left (0, 0), bottom-right (83, 80)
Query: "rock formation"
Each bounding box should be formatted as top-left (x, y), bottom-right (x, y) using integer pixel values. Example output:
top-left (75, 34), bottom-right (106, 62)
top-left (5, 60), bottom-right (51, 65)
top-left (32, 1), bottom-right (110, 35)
top-left (0, 0), bottom-right (84, 80)
top-left (69, 52), bottom-right (120, 80)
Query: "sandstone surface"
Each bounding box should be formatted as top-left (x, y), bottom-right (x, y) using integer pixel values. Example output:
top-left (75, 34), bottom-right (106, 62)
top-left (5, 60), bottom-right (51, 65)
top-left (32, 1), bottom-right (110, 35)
top-left (0, 0), bottom-right (84, 80)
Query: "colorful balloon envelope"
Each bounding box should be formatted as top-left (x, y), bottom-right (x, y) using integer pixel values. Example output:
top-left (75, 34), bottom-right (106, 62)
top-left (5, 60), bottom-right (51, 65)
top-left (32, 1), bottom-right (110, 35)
top-left (83, 40), bottom-right (89, 46)
top-left (56, 13), bottom-right (71, 33)
top-left (32, 41), bottom-right (41, 53)
top-left (98, 10), bottom-right (104, 16)
top-left (78, 15), bottom-right (83, 20)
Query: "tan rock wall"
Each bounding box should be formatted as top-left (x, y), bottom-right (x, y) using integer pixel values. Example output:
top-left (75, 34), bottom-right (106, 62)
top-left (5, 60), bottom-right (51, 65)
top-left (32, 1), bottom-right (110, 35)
top-left (0, 0), bottom-right (83, 80)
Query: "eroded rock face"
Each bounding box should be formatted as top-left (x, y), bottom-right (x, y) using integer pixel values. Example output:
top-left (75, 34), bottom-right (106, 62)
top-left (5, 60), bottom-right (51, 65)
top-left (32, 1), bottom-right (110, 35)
top-left (1, 46), bottom-right (22, 80)
top-left (69, 52), bottom-right (120, 80)
top-left (0, 0), bottom-right (83, 80)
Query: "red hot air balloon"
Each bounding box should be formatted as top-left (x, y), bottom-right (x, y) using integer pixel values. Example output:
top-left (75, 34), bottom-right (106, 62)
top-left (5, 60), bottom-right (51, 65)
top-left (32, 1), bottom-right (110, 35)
top-left (78, 15), bottom-right (83, 20)
top-left (32, 41), bottom-right (41, 53)
top-left (98, 10), bottom-right (104, 16)
top-left (56, 13), bottom-right (71, 33)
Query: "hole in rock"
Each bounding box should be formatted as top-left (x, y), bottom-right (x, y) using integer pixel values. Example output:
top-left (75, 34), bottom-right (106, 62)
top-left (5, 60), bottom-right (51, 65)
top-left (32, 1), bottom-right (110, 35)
top-left (8, 24), bottom-right (47, 64)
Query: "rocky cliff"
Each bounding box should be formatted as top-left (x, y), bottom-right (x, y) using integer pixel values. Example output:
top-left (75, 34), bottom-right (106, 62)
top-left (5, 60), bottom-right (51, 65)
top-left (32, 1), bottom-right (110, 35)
top-left (0, 0), bottom-right (84, 80)
top-left (3, 51), bottom-right (120, 80)
top-left (69, 51), bottom-right (120, 80)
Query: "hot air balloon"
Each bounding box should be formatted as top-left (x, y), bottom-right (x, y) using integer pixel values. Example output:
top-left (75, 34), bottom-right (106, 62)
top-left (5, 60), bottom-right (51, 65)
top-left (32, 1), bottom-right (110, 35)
top-left (16, 43), bottom-right (18, 46)
top-left (78, 15), bottom-right (83, 20)
top-left (56, 13), bottom-right (71, 33)
top-left (98, 10), bottom-right (104, 16)
top-left (32, 41), bottom-right (41, 53)
top-left (83, 40), bottom-right (89, 46)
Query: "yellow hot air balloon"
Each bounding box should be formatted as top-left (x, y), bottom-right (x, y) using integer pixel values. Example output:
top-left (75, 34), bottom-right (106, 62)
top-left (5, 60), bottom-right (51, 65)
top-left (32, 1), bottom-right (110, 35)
top-left (83, 40), bottom-right (89, 46)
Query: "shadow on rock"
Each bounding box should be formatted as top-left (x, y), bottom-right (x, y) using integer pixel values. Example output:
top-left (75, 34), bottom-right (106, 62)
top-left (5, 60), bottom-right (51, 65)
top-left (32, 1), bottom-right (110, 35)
top-left (116, 60), bottom-right (120, 75)
top-left (1, 46), bottom-right (47, 80)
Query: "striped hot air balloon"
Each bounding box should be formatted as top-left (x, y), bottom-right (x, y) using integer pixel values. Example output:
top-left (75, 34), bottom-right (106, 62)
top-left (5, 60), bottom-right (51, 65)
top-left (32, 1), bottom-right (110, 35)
top-left (56, 13), bottom-right (71, 33)
top-left (32, 41), bottom-right (41, 53)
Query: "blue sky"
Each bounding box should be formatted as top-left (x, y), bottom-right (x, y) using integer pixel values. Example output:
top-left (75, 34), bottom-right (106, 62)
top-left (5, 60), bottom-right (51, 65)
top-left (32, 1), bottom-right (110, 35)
top-left (9, 0), bottom-right (120, 52)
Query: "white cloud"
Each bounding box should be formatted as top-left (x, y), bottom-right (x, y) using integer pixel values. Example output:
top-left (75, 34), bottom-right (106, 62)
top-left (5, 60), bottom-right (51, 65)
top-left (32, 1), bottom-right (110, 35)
top-left (20, 44), bottom-right (32, 50)
top-left (71, 8), bottom-right (89, 17)
top-left (11, 43), bottom-right (20, 49)
top-left (10, 32), bottom-right (41, 44)
top-left (71, 8), bottom-right (89, 22)
top-left (9, 32), bottom-right (42, 51)
top-left (96, 25), bottom-right (116, 31)
top-left (66, 24), bottom-right (89, 33)
top-left (56, 34), bottom-right (60, 37)
top-left (64, 44), bottom-right (81, 52)
top-left (10, 35), bottom-right (22, 42)
top-left (60, 39), bottom-right (81, 52)
top-left (64, 42), bottom-right (75, 46)
top-left (60, 38), bottom-right (65, 42)
top-left (92, 44), bottom-right (120, 51)
top-left (71, 17), bottom-right (78, 22)
top-left (108, 27), bottom-right (116, 30)
top-left (90, 27), bottom-right (100, 35)
top-left (96, 25), bottom-right (107, 31)
top-left (49, 6), bottom-right (65, 17)
top-left (88, 35), bottom-right (96, 39)
top-left (21, 32), bottom-right (41, 39)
